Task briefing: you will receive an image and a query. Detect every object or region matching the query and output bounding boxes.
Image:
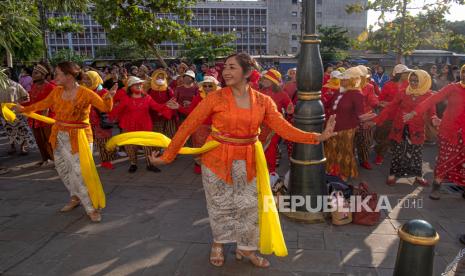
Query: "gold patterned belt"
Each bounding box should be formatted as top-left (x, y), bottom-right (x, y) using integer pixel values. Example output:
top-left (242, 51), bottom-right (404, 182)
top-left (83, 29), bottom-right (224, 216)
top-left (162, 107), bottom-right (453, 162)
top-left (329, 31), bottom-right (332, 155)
top-left (210, 131), bottom-right (258, 146)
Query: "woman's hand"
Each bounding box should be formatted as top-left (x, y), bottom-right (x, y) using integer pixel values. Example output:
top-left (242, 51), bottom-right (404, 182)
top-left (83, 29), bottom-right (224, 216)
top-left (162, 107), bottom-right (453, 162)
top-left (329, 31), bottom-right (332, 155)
top-left (286, 103), bottom-right (294, 115)
top-left (148, 151), bottom-right (167, 166)
top-left (166, 99), bottom-right (180, 110)
top-left (105, 83), bottom-right (118, 99)
top-left (403, 111), bottom-right (416, 122)
top-left (13, 104), bottom-right (25, 113)
top-left (432, 116), bottom-right (442, 127)
top-left (317, 114), bottom-right (337, 142)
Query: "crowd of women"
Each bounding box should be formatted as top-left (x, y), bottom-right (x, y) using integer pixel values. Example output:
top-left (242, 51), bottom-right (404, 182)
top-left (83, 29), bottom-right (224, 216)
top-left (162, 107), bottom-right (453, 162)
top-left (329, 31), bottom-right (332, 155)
top-left (0, 52), bottom-right (464, 268)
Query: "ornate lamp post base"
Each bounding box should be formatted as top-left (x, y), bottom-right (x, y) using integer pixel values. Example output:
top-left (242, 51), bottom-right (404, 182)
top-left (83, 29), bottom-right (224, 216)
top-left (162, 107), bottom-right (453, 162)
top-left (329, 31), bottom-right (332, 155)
top-left (286, 0), bottom-right (327, 223)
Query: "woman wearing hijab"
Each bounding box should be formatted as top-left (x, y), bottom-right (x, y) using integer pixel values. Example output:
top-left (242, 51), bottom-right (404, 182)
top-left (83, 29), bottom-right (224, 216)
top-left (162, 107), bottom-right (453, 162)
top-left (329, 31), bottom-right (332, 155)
top-left (375, 70), bottom-right (436, 186)
top-left (324, 67), bottom-right (366, 180)
top-left (81, 71), bottom-right (115, 170)
top-left (374, 64), bottom-right (411, 165)
top-left (404, 64), bottom-right (465, 200)
top-left (148, 69), bottom-right (178, 138)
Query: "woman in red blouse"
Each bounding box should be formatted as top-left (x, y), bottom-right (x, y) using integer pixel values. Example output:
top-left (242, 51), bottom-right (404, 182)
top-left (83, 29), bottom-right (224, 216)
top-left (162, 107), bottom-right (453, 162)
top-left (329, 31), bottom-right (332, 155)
top-left (258, 69), bottom-right (293, 182)
top-left (375, 70), bottom-right (436, 186)
top-left (166, 75), bottom-right (220, 174)
top-left (148, 69), bottom-right (178, 138)
top-left (325, 67), bottom-right (366, 180)
top-left (110, 76), bottom-right (172, 173)
top-left (404, 64), bottom-right (465, 200)
top-left (374, 64), bottom-right (411, 165)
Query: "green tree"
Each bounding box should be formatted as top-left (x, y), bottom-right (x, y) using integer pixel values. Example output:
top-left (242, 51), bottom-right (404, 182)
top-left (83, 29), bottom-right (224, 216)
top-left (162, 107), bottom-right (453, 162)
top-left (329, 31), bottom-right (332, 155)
top-left (36, 0), bottom-right (90, 60)
top-left (95, 42), bottom-right (154, 60)
top-left (49, 48), bottom-right (86, 66)
top-left (0, 0), bottom-right (40, 67)
top-left (317, 25), bottom-right (350, 62)
top-left (92, 0), bottom-right (200, 68)
top-left (183, 32), bottom-right (236, 63)
top-left (347, 0), bottom-right (464, 62)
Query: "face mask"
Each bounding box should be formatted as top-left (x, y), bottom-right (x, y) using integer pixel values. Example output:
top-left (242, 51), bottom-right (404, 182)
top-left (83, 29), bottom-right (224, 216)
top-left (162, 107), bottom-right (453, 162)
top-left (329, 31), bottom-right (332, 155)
top-left (132, 89), bottom-right (143, 95)
top-left (155, 79), bottom-right (165, 85)
top-left (340, 87), bottom-right (347, 93)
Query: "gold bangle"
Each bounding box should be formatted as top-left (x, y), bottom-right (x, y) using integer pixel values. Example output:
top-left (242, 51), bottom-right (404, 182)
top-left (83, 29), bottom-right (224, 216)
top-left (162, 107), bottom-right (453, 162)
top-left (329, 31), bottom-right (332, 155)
top-left (398, 228), bottom-right (440, 246)
top-left (290, 157), bottom-right (326, 165)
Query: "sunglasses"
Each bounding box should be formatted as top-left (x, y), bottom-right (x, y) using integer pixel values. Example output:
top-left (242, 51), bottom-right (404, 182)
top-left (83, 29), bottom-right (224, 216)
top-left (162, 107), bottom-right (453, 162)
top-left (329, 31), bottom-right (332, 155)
top-left (202, 84), bottom-right (215, 88)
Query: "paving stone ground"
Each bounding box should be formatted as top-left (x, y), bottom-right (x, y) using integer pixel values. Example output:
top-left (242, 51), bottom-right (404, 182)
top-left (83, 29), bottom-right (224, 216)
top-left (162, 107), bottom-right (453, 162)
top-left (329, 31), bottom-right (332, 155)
top-left (0, 135), bottom-right (464, 276)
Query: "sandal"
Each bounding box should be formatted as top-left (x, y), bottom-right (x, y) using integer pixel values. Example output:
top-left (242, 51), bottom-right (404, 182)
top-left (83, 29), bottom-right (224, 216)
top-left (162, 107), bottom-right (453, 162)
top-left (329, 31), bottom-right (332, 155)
top-left (236, 249), bottom-right (270, 268)
top-left (210, 243), bottom-right (224, 267)
top-left (414, 177), bottom-right (429, 187)
top-left (87, 210), bottom-right (102, 223)
top-left (60, 197), bottom-right (81, 212)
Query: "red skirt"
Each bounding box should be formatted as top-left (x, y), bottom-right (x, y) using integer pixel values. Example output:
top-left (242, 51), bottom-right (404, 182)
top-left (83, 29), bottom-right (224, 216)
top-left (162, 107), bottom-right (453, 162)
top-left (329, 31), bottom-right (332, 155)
top-left (435, 134), bottom-right (465, 186)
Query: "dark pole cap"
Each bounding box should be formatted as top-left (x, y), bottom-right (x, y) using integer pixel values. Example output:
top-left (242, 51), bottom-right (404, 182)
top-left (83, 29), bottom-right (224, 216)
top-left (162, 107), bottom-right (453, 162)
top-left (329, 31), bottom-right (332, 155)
top-left (398, 219), bottom-right (440, 246)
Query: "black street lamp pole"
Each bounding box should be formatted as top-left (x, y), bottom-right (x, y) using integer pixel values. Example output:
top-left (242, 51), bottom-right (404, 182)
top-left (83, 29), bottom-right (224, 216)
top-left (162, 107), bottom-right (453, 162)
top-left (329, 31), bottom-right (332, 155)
top-left (283, 0), bottom-right (326, 223)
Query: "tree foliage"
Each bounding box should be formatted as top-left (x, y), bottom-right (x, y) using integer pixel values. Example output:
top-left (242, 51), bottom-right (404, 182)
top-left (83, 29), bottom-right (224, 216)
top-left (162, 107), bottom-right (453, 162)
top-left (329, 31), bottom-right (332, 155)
top-left (50, 48), bottom-right (86, 66)
top-left (92, 0), bottom-right (201, 67)
top-left (0, 0), bottom-right (41, 66)
top-left (95, 42), bottom-right (155, 60)
top-left (317, 25), bottom-right (350, 62)
top-left (347, 0), bottom-right (465, 60)
top-left (318, 25), bottom-right (351, 52)
top-left (183, 33), bottom-right (236, 63)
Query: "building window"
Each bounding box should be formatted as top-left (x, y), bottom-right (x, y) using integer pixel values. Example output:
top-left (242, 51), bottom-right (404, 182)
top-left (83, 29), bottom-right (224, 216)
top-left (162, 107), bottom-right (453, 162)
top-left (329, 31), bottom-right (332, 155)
top-left (292, 47), bottom-right (298, 53)
top-left (292, 24), bottom-right (298, 30)
top-left (292, 0), bottom-right (298, 4)
top-left (317, 12), bottom-right (322, 18)
top-left (317, 0), bottom-right (322, 4)
top-left (291, 11), bottom-right (298, 17)
top-left (292, 35), bottom-right (298, 41)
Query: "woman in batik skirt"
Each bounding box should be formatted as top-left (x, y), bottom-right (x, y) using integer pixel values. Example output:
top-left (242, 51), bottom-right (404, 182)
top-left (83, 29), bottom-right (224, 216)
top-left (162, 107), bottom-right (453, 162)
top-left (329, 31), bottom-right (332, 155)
top-left (375, 70), bottom-right (436, 186)
top-left (404, 64), bottom-right (465, 200)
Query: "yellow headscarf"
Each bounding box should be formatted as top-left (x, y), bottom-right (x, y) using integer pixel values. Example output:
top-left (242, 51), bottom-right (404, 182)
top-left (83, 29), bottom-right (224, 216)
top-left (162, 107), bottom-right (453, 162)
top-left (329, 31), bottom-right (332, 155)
top-left (85, 71), bottom-right (103, 91)
top-left (323, 78), bottom-right (340, 90)
top-left (150, 69), bottom-right (168, 91)
top-left (406, 70), bottom-right (431, 96)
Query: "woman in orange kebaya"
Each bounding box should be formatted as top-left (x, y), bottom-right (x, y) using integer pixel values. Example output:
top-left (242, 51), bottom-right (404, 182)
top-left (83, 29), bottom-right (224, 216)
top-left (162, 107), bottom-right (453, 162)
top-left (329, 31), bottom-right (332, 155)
top-left (149, 53), bottom-right (336, 268)
top-left (16, 61), bottom-right (116, 222)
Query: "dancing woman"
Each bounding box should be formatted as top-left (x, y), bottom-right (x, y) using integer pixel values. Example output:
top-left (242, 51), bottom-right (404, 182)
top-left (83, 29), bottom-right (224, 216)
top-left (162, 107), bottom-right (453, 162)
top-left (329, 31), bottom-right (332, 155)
top-left (16, 62), bottom-right (116, 222)
top-left (404, 65), bottom-right (465, 200)
top-left (149, 53), bottom-right (336, 268)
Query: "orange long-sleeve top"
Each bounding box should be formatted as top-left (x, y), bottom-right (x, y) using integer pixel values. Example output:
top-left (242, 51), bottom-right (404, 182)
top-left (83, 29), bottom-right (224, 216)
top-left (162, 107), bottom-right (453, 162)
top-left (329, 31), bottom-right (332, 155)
top-left (160, 87), bottom-right (320, 183)
top-left (22, 85), bottom-right (113, 154)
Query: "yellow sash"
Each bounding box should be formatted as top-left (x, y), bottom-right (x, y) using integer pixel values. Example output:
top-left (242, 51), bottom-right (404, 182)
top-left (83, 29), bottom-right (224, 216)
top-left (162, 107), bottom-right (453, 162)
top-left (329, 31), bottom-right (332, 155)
top-left (1, 103), bottom-right (105, 209)
top-left (106, 131), bottom-right (288, 257)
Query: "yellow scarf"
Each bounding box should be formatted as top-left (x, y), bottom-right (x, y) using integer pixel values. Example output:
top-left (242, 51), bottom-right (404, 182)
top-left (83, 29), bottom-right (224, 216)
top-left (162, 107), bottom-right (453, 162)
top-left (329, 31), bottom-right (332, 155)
top-left (323, 78), bottom-right (340, 90)
top-left (1, 103), bottom-right (105, 209)
top-left (105, 131), bottom-right (288, 257)
top-left (406, 70), bottom-right (431, 96)
top-left (85, 71), bottom-right (103, 91)
top-left (151, 69), bottom-right (168, 91)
